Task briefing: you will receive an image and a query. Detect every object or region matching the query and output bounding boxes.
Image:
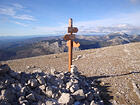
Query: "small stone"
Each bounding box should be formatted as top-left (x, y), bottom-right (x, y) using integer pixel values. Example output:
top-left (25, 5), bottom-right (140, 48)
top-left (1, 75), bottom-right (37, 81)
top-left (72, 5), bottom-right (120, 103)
top-left (26, 66), bottom-right (30, 69)
top-left (83, 100), bottom-right (90, 105)
top-left (19, 100), bottom-right (29, 105)
top-left (58, 93), bottom-right (74, 104)
top-left (51, 68), bottom-right (56, 75)
top-left (70, 84), bottom-right (79, 93)
top-left (39, 85), bottom-right (46, 91)
top-left (1, 88), bottom-right (16, 102)
top-left (37, 76), bottom-right (46, 85)
top-left (72, 89), bottom-right (85, 101)
top-left (21, 86), bottom-right (29, 96)
top-left (86, 92), bottom-right (94, 101)
top-left (90, 100), bottom-right (97, 105)
top-left (71, 65), bottom-right (78, 74)
top-left (28, 79), bottom-right (38, 88)
top-left (66, 81), bottom-right (73, 89)
top-left (45, 87), bottom-right (53, 98)
top-left (26, 93), bottom-right (36, 101)
top-left (18, 96), bottom-right (25, 101)
top-left (45, 100), bottom-right (57, 105)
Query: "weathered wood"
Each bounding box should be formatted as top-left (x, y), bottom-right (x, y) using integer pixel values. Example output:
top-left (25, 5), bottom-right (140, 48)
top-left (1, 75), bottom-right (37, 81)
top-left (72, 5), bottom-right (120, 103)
top-left (73, 41), bottom-right (80, 48)
top-left (68, 18), bottom-right (73, 72)
top-left (68, 27), bottom-right (78, 33)
top-left (67, 41), bottom-right (80, 48)
top-left (64, 18), bottom-right (80, 72)
top-left (64, 34), bottom-right (75, 40)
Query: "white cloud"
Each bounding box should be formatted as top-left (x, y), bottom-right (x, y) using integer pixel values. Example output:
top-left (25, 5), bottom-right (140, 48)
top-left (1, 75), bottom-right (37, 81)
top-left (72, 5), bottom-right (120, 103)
top-left (0, 7), bottom-right (15, 16)
top-left (14, 15), bottom-right (36, 21)
top-left (30, 12), bottom-right (140, 35)
top-left (78, 24), bottom-right (140, 34)
top-left (74, 12), bottom-right (140, 34)
top-left (12, 21), bottom-right (28, 27)
top-left (12, 3), bottom-right (24, 9)
top-left (0, 4), bottom-right (36, 21)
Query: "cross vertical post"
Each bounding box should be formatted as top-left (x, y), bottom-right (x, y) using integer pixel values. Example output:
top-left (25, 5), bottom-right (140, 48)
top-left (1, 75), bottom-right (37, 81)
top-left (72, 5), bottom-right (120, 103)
top-left (68, 18), bottom-right (73, 72)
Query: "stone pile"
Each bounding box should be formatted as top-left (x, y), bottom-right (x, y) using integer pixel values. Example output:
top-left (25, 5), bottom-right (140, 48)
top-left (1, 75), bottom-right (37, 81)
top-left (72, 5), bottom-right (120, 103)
top-left (0, 64), bottom-right (104, 105)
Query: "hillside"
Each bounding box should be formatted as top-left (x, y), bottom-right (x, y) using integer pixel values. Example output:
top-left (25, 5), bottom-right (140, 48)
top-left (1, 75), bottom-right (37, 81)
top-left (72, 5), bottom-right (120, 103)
top-left (0, 33), bottom-right (140, 61)
top-left (1, 42), bottom-right (140, 105)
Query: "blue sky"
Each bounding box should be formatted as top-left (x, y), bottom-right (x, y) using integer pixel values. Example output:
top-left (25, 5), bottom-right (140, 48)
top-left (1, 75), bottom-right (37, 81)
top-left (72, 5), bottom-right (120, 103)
top-left (0, 0), bottom-right (140, 36)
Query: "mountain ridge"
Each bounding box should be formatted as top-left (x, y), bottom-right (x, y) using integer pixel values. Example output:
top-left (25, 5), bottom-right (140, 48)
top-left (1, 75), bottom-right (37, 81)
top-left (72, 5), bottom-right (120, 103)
top-left (0, 33), bottom-right (140, 61)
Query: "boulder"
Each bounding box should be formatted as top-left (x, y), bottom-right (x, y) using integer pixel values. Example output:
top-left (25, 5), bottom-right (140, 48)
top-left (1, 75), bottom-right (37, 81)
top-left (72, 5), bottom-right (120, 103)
top-left (58, 93), bottom-right (74, 104)
top-left (72, 89), bottom-right (85, 101)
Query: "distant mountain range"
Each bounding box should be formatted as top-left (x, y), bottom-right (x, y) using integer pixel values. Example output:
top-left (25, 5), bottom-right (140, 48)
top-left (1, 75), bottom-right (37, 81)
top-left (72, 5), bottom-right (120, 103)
top-left (0, 32), bottom-right (140, 61)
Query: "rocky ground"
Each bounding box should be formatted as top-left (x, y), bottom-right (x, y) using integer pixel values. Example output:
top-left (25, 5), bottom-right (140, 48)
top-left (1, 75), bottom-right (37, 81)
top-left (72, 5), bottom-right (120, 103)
top-left (0, 64), bottom-right (103, 105)
top-left (1, 42), bottom-right (140, 105)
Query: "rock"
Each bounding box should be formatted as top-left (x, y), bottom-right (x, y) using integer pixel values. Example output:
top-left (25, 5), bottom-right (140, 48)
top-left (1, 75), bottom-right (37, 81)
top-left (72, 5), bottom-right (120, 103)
top-left (21, 86), bottom-right (29, 96)
top-left (26, 93), bottom-right (36, 101)
top-left (58, 93), bottom-right (74, 105)
top-left (0, 64), bottom-right (10, 74)
top-left (39, 85), bottom-right (46, 91)
top-left (86, 92), bottom-right (94, 101)
top-left (66, 81), bottom-right (73, 89)
top-left (11, 83), bottom-right (22, 91)
top-left (28, 79), bottom-right (38, 88)
top-left (72, 89), bottom-right (85, 101)
top-left (90, 100), bottom-right (98, 105)
top-left (45, 100), bottom-right (57, 105)
top-left (37, 76), bottom-right (46, 85)
top-left (1, 88), bottom-right (16, 102)
top-left (45, 87), bottom-right (53, 98)
top-left (132, 81), bottom-right (140, 100)
top-left (26, 66), bottom-right (30, 69)
top-left (9, 71), bottom-right (20, 80)
top-left (69, 84), bottom-right (79, 93)
top-left (75, 55), bottom-right (82, 61)
top-left (19, 100), bottom-right (29, 105)
top-left (0, 65), bottom-right (103, 105)
top-left (19, 96), bottom-right (25, 101)
top-left (32, 68), bottom-right (42, 73)
top-left (51, 68), bottom-right (56, 75)
top-left (83, 100), bottom-right (90, 105)
top-left (71, 65), bottom-right (78, 74)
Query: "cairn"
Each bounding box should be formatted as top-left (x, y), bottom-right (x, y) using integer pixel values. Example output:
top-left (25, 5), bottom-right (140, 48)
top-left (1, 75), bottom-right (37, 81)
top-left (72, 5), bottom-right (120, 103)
top-left (0, 64), bottom-right (103, 105)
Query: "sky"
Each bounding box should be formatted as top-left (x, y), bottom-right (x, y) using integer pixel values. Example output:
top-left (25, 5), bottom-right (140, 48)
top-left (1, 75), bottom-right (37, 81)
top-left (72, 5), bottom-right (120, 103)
top-left (0, 0), bottom-right (140, 36)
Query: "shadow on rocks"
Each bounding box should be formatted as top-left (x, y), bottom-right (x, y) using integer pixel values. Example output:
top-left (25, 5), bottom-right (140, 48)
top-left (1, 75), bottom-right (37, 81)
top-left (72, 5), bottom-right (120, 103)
top-left (89, 71), bottom-right (140, 80)
top-left (87, 71), bottom-right (140, 105)
top-left (87, 77), bottom-right (113, 105)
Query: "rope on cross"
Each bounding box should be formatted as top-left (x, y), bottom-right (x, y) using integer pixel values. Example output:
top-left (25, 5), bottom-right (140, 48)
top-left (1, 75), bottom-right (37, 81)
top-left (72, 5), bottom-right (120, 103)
top-left (64, 18), bottom-right (80, 72)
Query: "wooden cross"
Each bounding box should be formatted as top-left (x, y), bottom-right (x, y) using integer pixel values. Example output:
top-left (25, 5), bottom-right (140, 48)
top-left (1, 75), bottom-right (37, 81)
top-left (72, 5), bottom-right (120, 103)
top-left (64, 18), bottom-right (80, 72)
